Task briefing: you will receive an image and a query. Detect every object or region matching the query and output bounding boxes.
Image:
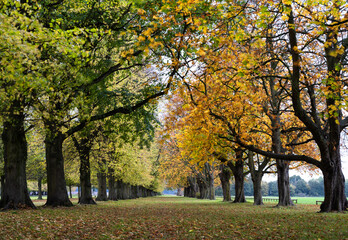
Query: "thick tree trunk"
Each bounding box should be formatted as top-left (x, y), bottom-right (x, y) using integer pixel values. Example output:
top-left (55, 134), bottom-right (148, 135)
top-left (1, 175), bottom-right (4, 199)
top-left (45, 132), bottom-right (73, 207)
top-left (277, 160), bottom-right (294, 206)
top-left (207, 164), bottom-right (215, 200)
top-left (219, 164), bottom-right (231, 202)
top-left (116, 181), bottom-right (124, 199)
top-left (108, 173), bottom-right (117, 201)
top-left (96, 172), bottom-right (107, 201)
top-left (196, 163), bottom-right (215, 200)
top-left (0, 111), bottom-right (35, 210)
top-left (176, 188), bottom-right (183, 196)
top-left (78, 145), bottom-right (96, 204)
top-left (228, 150), bottom-right (246, 203)
top-left (72, 135), bottom-right (96, 204)
top-left (37, 177), bottom-right (43, 200)
top-left (131, 185), bottom-right (138, 199)
top-left (197, 177), bottom-right (208, 199)
top-left (252, 174), bottom-right (263, 205)
top-left (184, 176), bottom-right (198, 198)
top-left (320, 148), bottom-right (348, 212)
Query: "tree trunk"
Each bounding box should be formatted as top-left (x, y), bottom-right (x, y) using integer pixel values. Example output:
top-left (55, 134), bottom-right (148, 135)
top-left (271, 111), bottom-right (293, 206)
top-left (1, 175), bottom-right (5, 199)
top-left (320, 148), bottom-right (348, 212)
top-left (0, 110), bottom-right (35, 210)
top-left (228, 150), bottom-right (246, 203)
top-left (196, 176), bottom-right (208, 199)
top-left (78, 144), bottom-right (96, 204)
top-left (108, 173), bottom-right (117, 201)
top-left (69, 185), bottom-right (73, 198)
top-left (96, 172), bottom-right (107, 201)
top-left (44, 132), bottom-right (73, 207)
top-left (78, 184), bottom-right (81, 199)
top-left (176, 188), bottom-right (183, 196)
top-left (207, 163), bottom-right (215, 200)
top-left (219, 164), bottom-right (231, 202)
top-left (276, 160), bottom-right (294, 206)
top-left (252, 174), bottom-right (263, 205)
top-left (37, 177), bottom-right (43, 200)
top-left (184, 176), bottom-right (198, 198)
top-left (72, 135), bottom-right (96, 204)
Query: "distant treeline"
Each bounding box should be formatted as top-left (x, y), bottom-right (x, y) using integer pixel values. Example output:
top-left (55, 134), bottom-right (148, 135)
top-left (215, 175), bottom-right (348, 197)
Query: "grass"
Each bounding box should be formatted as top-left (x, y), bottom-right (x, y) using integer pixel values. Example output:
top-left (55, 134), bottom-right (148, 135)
top-left (0, 196), bottom-right (347, 239)
top-left (242, 196), bottom-right (325, 205)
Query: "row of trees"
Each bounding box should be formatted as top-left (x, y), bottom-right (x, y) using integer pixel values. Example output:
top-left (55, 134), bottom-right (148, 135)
top-left (214, 176), bottom-right (348, 197)
top-left (0, 0), bottom-right (189, 209)
top-left (1, 0), bottom-right (347, 214)
top-left (157, 0), bottom-right (348, 212)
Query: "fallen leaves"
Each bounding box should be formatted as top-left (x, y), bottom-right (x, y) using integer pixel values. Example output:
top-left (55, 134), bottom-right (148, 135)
top-left (0, 197), bottom-right (347, 239)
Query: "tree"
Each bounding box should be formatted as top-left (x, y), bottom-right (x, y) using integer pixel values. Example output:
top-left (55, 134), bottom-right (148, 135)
top-left (218, 163), bottom-right (232, 202)
top-left (161, 0), bottom-right (347, 212)
top-left (0, 1), bottom-right (45, 209)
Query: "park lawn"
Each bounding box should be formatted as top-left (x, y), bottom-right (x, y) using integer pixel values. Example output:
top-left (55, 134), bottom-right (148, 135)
top-left (0, 196), bottom-right (346, 239)
top-left (243, 196), bottom-right (325, 205)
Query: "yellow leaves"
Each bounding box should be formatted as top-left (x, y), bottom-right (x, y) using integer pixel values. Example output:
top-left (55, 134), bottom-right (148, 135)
top-left (137, 8), bottom-right (146, 16)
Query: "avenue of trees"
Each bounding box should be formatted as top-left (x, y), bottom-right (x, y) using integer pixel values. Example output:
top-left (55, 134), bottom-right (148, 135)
top-left (157, 0), bottom-right (348, 213)
top-left (1, 0), bottom-right (347, 214)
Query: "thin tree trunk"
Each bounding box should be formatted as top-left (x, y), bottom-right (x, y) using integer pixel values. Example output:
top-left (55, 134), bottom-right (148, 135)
top-left (271, 112), bottom-right (293, 206)
top-left (78, 184), bottom-right (81, 199)
top-left (69, 185), bottom-right (73, 199)
top-left (37, 177), bottom-right (43, 200)
top-left (45, 132), bottom-right (73, 207)
top-left (0, 108), bottom-right (35, 210)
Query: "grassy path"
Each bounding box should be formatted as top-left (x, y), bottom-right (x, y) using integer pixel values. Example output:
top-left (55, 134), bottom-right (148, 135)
top-left (0, 196), bottom-right (347, 239)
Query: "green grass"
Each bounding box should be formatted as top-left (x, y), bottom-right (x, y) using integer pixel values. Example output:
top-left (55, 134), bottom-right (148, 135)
top-left (242, 196), bottom-right (325, 205)
top-left (1, 196), bottom-right (346, 239)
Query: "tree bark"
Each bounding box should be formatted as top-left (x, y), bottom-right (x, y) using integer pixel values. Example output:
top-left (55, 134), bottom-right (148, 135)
top-left (219, 164), bottom-right (231, 202)
top-left (44, 132), bottom-right (73, 207)
top-left (0, 108), bottom-right (35, 210)
top-left (96, 171), bottom-right (108, 201)
top-left (37, 177), bottom-right (43, 200)
top-left (252, 174), bottom-right (263, 205)
top-left (247, 151), bottom-right (266, 205)
top-left (276, 160), bottom-right (294, 206)
top-left (207, 163), bottom-right (215, 200)
top-left (184, 176), bottom-right (198, 198)
top-left (108, 171), bottom-right (117, 201)
top-left (228, 150), bottom-right (246, 203)
top-left (320, 148), bottom-right (348, 212)
top-left (196, 163), bottom-right (215, 200)
top-left (287, 7), bottom-right (347, 212)
top-left (76, 141), bottom-right (96, 204)
top-left (271, 112), bottom-right (293, 206)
